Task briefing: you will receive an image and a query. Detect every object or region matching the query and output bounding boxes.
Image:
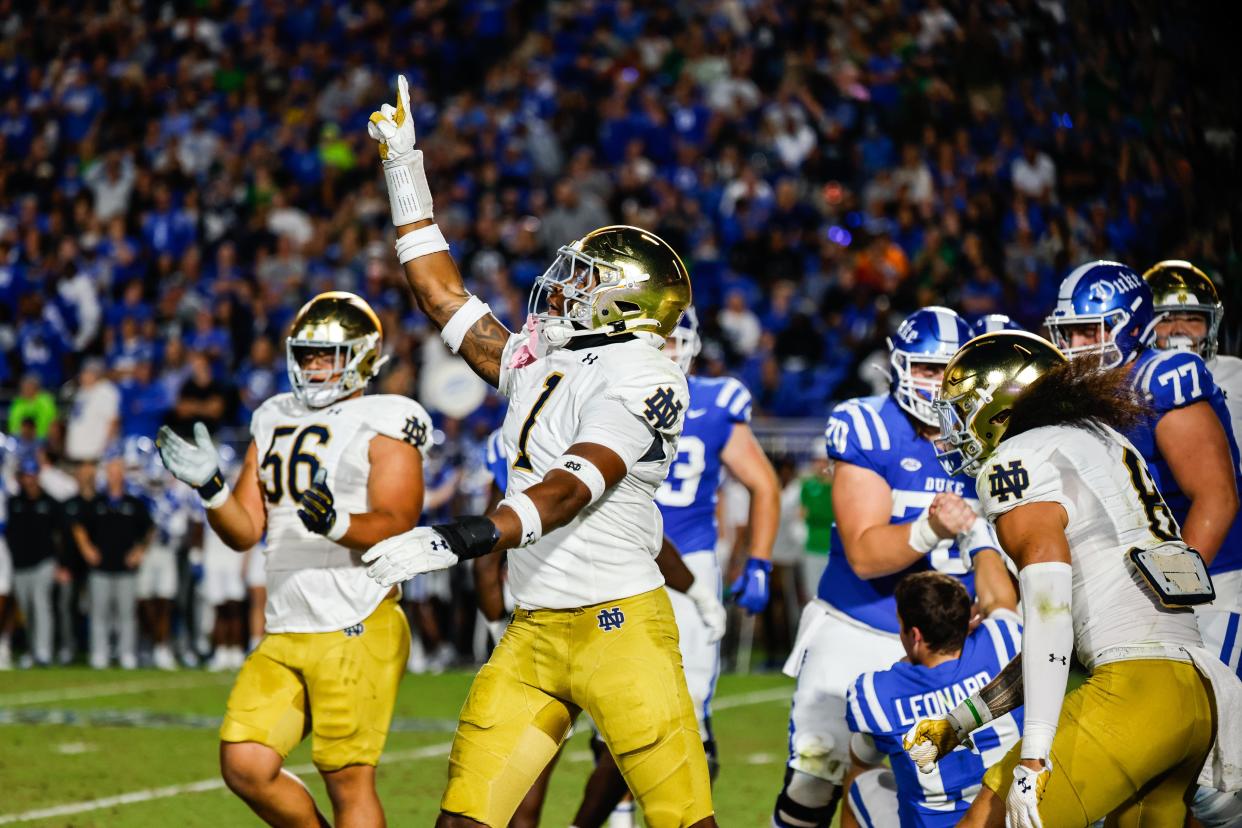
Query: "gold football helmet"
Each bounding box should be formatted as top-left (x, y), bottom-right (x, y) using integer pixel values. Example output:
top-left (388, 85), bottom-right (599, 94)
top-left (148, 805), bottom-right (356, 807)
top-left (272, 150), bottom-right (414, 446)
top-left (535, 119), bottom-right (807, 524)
top-left (286, 291), bottom-right (388, 408)
top-left (529, 225), bottom-right (691, 344)
top-left (933, 331), bottom-right (1067, 476)
top-left (1143, 260), bottom-right (1222, 361)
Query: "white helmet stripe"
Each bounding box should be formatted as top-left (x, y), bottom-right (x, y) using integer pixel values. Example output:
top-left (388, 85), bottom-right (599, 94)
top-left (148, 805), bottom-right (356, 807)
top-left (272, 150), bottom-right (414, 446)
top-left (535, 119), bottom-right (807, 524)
top-left (935, 308), bottom-right (960, 351)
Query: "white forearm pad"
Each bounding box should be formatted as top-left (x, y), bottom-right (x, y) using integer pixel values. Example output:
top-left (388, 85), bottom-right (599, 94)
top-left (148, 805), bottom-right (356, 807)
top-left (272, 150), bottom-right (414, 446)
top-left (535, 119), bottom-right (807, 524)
top-left (553, 454), bottom-right (606, 504)
top-left (499, 492), bottom-right (542, 548)
top-left (326, 511), bottom-right (351, 542)
top-left (394, 222), bottom-right (450, 264)
top-left (383, 150), bottom-right (434, 226)
top-left (438, 295), bottom-right (491, 353)
top-left (908, 509), bottom-right (940, 554)
top-left (1019, 561), bottom-right (1073, 760)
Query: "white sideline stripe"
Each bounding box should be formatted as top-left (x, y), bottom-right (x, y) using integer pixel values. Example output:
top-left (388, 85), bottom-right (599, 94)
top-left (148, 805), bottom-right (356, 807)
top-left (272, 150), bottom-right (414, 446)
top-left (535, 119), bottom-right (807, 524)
top-left (0, 686), bottom-right (792, 824)
top-left (711, 686), bottom-right (791, 710)
top-left (0, 675), bottom-right (233, 707)
top-left (0, 742), bottom-right (454, 825)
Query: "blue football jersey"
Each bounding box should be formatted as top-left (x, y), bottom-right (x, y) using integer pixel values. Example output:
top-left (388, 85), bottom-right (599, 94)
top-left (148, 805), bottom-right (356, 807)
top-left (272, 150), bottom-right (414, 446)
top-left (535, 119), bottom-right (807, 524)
top-left (656, 375), bottom-right (752, 555)
top-left (1128, 349), bottom-right (1242, 575)
top-left (846, 612), bottom-right (1025, 827)
top-left (819, 395), bottom-right (977, 631)
top-left (485, 429), bottom-right (509, 494)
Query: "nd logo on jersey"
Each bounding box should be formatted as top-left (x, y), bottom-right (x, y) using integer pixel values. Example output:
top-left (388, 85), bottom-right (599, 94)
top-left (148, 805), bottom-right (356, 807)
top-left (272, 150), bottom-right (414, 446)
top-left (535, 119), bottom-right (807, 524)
top-left (643, 387), bottom-right (682, 430)
top-left (988, 460), bottom-right (1030, 503)
top-left (596, 607), bottom-right (625, 631)
top-left (402, 415), bottom-right (428, 448)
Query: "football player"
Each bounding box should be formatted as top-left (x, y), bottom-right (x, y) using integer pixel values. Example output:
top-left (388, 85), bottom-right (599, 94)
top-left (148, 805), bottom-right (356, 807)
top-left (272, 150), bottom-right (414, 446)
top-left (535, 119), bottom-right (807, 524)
top-left (842, 561), bottom-right (1022, 828)
top-left (775, 306), bottom-right (1000, 827)
top-left (363, 76), bottom-right (716, 827)
top-left (566, 307), bottom-right (778, 828)
top-left (1143, 259), bottom-right (1242, 824)
top-left (906, 331), bottom-right (1240, 826)
top-left (156, 291), bottom-right (431, 827)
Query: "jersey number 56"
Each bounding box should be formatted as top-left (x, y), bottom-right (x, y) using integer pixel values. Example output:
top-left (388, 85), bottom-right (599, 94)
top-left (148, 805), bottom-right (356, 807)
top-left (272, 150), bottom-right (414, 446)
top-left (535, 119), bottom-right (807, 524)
top-left (260, 425), bottom-right (330, 504)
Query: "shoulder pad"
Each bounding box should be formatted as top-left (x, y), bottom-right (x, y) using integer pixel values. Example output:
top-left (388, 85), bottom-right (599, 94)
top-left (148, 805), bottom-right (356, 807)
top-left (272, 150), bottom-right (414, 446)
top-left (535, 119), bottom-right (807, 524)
top-left (712, 376), bottom-right (753, 423)
top-left (976, 431), bottom-right (1071, 522)
top-left (249, 393), bottom-right (294, 436)
top-left (1135, 350), bottom-right (1216, 412)
top-left (602, 347), bottom-right (689, 437)
top-left (825, 398), bottom-right (892, 472)
top-left (366, 395), bottom-right (434, 456)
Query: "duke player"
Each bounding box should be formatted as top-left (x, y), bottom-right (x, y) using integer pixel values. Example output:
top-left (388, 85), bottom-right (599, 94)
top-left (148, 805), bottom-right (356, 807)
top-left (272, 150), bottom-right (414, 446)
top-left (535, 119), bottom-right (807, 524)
top-left (972, 315), bottom-right (1022, 336)
top-left (843, 564), bottom-right (1022, 828)
top-left (774, 307), bottom-right (1000, 827)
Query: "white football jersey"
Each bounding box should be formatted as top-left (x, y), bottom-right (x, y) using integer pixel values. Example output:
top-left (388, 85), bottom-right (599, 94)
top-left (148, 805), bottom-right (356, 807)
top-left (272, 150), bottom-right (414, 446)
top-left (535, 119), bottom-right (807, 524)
top-left (1210, 354), bottom-right (1242, 441)
top-left (976, 424), bottom-right (1202, 668)
top-left (251, 392), bottom-right (432, 633)
top-left (497, 333), bottom-right (689, 610)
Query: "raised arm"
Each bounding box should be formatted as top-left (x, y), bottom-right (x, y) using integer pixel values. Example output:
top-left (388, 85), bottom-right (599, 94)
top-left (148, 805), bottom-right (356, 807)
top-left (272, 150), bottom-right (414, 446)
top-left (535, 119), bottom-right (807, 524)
top-left (156, 425), bottom-right (267, 551)
top-left (367, 76), bottom-right (512, 387)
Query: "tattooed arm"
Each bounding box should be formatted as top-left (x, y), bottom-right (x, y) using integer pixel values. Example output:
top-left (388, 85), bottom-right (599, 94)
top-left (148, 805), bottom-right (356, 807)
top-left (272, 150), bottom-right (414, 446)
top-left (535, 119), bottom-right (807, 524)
top-left (396, 219), bottom-right (512, 388)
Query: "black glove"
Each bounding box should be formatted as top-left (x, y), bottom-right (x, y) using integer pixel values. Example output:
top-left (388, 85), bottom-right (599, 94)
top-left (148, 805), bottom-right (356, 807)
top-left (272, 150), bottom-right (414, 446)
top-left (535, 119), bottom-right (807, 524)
top-left (297, 468), bottom-right (338, 537)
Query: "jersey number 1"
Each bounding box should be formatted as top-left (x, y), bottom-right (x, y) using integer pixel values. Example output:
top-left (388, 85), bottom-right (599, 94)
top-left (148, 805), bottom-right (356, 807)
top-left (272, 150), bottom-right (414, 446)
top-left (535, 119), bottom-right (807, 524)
top-left (261, 425), bottom-right (330, 504)
top-left (512, 373), bottom-right (563, 472)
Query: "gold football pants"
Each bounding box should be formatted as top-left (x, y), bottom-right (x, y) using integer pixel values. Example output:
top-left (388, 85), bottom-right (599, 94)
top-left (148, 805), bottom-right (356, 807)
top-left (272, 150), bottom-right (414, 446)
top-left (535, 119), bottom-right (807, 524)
top-left (219, 593), bottom-right (410, 772)
top-left (983, 657), bottom-right (1215, 827)
top-left (441, 587), bottom-right (714, 827)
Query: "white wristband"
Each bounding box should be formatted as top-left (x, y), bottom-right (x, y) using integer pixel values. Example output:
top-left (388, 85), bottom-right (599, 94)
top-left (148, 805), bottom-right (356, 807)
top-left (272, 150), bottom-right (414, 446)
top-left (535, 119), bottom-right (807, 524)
top-left (395, 222), bottom-right (450, 265)
top-left (499, 492), bottom-right (543, 548)
top-left (554, 454), bottom-right (607, 504)
top-left (439, 294), bottom-right (492, 354)
top-left (908, 510), bottom-right (941, 554)
top-left (383, 150), bottom-right (434, 226)
top-left (201, 483), bottom-right (230, 511)
top-left (327, 511), bottom-right (351, 542)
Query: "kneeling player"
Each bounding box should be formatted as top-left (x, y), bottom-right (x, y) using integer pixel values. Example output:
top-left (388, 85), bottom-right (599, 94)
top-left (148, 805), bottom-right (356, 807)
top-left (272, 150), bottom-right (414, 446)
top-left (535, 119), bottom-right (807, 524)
top-left (843, 560), bottom-right (1022, 828)
top-left (907, 332), bottom-right (1241, 826)
top-left (158, 292), bottom-right (431, 827)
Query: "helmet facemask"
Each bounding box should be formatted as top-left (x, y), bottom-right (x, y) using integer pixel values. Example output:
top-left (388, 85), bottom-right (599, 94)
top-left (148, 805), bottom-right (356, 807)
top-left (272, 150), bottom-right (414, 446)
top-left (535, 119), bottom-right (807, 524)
top-left (528, 243), bottom-right (664, 347)
top-left (287, 334), bottom-right (384, 409)
top-left (934, 392), bottom-right (989, 476)
top-left (1045, 310), bottom-right (1130, 369)
top-left (666, 307), bottom-right (701, 374)
top-left (1151, 308), bottom-right (1220, 361)
top-left (891, 351), bottom-right (951, 427)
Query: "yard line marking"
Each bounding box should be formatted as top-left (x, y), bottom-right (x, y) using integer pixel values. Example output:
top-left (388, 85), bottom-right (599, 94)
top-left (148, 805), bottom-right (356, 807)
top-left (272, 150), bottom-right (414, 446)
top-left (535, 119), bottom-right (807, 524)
top-left (0, 675), bottom-right (233, 707)
top-left (0, 741), bottom-right (454, 825)
top-left (711, 686), bottom-right (791, 710)
top-left (0, 684), bottom-right (792, 824)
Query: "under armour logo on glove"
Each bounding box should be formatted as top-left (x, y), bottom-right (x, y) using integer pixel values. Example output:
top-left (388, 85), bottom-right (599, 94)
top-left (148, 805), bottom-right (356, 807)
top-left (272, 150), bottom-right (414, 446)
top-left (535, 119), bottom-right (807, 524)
top-left (1017, 777), bottom-right (1032, 794)
top-left (596, 607), bottom-right (625, 631)
top-left (1048, 654), bottom-right (1067, 665)
top-left (581, 353), bottom-right (598, 365)
top-left (431, 539), bottom-right (449, 552)
top-left (642, 387), bottom-right (683, 430)
top-left (524, 531), bottom-right (535, 544)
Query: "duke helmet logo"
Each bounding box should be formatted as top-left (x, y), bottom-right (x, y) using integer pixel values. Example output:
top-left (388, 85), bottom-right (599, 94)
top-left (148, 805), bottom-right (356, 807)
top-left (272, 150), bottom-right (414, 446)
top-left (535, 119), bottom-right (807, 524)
top-left (596, 607), bottom-right (625, 631)
top-left (988, 460), bottom-right (1030, 503)
top-left (402, 416), bottom-right (428, 448)
top-left (642, 387), bottom-right (683, 430)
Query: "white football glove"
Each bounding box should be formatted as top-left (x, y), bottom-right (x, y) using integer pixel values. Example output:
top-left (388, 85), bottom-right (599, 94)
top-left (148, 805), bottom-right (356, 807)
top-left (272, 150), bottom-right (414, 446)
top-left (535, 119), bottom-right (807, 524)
top-left (1006, 762), bottom-right (1051, 828)
top-left (902, 714), bottom-right (971, 774)
top-left (361, 526), bottom-right (459, 587)
top-left (366, 74), bottom-right (434, 225)
top-left (685, 576), bottom-right (727, 644)
top-left (156, 423), bottom-right (221, 488)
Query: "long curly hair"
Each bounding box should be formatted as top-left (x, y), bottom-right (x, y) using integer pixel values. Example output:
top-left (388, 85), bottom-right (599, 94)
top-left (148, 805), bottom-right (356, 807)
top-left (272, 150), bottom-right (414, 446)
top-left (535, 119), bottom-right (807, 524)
top-left (1004, 360), bottom-right (1151, 441)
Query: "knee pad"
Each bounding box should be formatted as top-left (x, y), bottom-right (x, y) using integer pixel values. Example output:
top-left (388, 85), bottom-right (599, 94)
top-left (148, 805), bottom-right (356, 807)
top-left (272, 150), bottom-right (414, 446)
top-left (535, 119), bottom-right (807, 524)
top-left (788, 731), bottom-right (846, 786)
top-left (772, 767), bottom-right (839, 828)
top-left (1193, 785), bottom-right (1242, 828)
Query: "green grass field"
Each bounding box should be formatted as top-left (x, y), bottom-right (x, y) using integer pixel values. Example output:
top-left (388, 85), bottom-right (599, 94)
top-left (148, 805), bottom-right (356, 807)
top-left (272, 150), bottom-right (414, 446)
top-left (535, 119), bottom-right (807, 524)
top-left (0, 668), bottom-right (802, 826)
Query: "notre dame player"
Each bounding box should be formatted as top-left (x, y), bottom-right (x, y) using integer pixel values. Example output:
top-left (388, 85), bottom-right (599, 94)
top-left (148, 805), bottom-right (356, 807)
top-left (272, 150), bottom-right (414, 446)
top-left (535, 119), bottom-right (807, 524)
top-left (363, 76), bottom-right (715, 827)
top-left (157, 291), bottom-right (431, 827)
top-left (904, 331), bottom-right (1240, 827)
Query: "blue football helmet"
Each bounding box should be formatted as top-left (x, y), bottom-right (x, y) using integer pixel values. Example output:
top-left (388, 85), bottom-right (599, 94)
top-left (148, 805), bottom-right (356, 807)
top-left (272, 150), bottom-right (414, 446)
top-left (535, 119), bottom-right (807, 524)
top-left (888, 306), bottom-right (973, 426)
top-left (666, 306), bottom-right (701, 375)
top-left (973, 314), bottom-right (1023, 336)
top-left (1044, 261), bottom-right (1154, 368)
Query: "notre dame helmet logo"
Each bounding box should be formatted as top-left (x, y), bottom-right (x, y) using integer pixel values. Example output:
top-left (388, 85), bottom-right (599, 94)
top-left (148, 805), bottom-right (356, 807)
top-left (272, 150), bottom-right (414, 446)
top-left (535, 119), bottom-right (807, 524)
top-left (988, 460), bottom-right (1030, 503)
top-left (642, 387), bottom-right (683, 430)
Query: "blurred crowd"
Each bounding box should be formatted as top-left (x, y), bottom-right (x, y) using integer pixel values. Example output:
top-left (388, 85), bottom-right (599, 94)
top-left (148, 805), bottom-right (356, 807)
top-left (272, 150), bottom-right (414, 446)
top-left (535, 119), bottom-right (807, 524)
top-left (0, 0), bottom-right (1237, 667)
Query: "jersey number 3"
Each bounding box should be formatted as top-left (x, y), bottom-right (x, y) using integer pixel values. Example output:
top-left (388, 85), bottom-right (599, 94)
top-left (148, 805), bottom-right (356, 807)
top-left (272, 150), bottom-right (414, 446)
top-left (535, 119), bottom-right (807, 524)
top-left (512, 373), bottom-right (564, 472)
top-left (261, 425), bottom-right (330, 504)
